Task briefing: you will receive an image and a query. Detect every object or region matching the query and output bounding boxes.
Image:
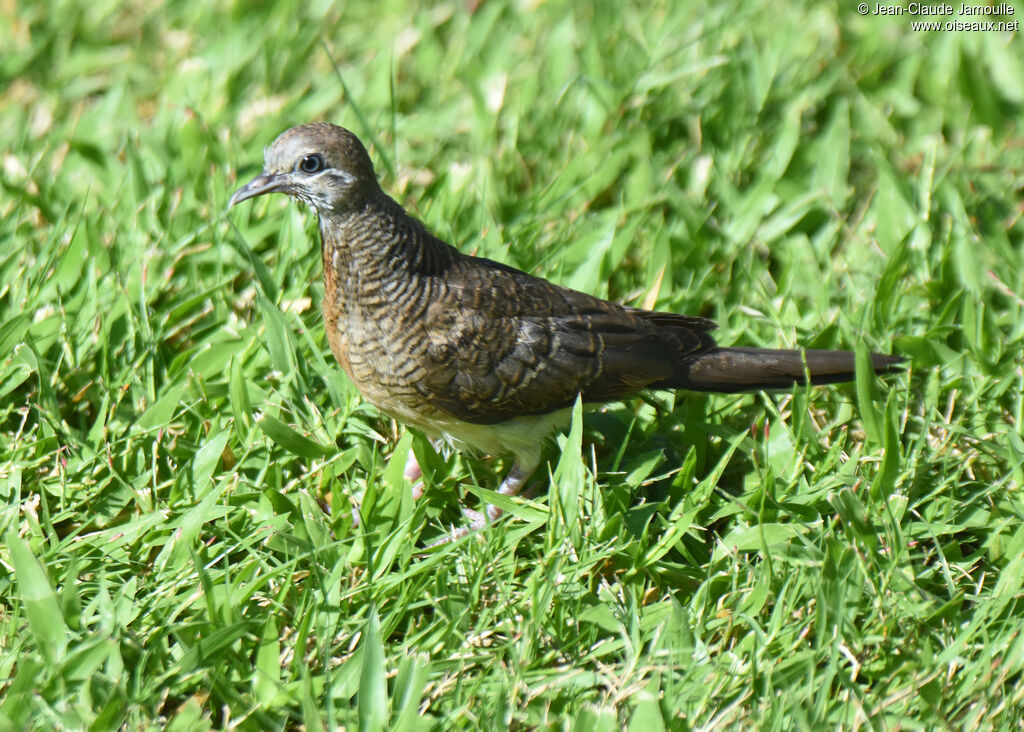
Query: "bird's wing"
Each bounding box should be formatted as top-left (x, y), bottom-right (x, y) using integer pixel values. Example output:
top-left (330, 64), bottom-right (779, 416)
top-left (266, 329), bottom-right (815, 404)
top-left (414, 256), bottom-right (718, 424)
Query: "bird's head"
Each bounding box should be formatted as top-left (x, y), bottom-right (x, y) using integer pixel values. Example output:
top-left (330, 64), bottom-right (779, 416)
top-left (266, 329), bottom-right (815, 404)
top-left (229, 122), bottom-right (379, 215)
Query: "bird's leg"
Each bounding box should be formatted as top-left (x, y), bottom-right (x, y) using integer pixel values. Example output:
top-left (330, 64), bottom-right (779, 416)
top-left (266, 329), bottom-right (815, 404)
top-left (463, 462), bottom-right (533, 529)
top-left (405, 449), bottom-right (424, 500)
top-left (427, 461), bottom-right (538, 547)
top-left (419, 439), bottom-right (544, 546)
top-left (447, 448), bottom-right (539, 534)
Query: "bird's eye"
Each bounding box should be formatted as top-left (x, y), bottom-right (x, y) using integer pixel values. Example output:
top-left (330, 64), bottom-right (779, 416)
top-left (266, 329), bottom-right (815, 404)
top-left (298, 154), bottom-right (326, 174)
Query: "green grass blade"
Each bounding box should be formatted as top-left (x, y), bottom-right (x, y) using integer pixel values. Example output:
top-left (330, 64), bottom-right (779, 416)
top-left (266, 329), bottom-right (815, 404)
top-left (5, 532), bottom-right (68, 664)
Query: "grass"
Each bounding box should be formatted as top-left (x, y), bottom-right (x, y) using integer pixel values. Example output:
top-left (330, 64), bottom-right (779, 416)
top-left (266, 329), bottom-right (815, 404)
top-left (2, 0), bottom-right (1024, 727)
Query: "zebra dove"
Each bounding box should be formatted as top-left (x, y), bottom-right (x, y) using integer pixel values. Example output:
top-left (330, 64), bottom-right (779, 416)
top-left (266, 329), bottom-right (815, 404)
top-left (229, 122), bottom-right (902, 536)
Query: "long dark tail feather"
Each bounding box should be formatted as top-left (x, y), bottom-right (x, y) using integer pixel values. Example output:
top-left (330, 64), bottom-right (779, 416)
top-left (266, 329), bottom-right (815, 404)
top-left (673, 347), bottom-right (904, 393)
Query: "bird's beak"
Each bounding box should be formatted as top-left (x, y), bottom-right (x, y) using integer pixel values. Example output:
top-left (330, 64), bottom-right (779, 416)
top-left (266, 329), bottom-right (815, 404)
top-left (229, 172), bottom-right (287, 208)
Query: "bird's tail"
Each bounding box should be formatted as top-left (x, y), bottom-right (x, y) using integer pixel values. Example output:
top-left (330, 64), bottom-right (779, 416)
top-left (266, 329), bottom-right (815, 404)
top-left (673, 347), bottom-right (903, 393)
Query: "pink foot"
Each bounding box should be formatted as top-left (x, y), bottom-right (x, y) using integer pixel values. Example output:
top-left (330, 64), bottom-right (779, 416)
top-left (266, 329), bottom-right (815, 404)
top-left (405, 450), bottom-right (424, 500)
top-left (426, 463), bottom-right (534, 546)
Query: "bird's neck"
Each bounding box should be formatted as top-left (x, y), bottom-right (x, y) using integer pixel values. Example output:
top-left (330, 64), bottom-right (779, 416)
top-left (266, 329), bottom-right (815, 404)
top-left (318, 193), bottom-right (458, 284)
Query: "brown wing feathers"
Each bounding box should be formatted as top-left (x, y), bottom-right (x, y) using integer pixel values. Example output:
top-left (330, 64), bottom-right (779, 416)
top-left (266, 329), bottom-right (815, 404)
top-left (413, 252), bottom-right (901, 423)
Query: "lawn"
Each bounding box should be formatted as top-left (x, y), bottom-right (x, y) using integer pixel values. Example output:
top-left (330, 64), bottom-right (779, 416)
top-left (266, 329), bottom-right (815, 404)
top-left (2, 0), bottom-right (1024, 728)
